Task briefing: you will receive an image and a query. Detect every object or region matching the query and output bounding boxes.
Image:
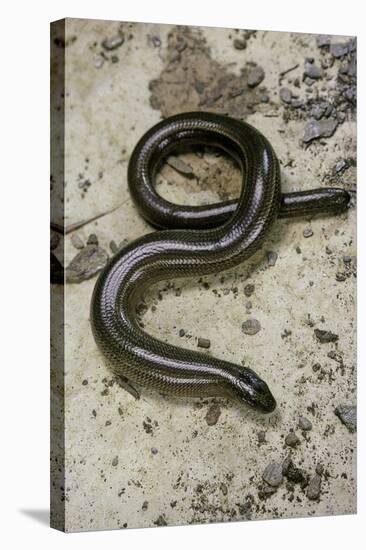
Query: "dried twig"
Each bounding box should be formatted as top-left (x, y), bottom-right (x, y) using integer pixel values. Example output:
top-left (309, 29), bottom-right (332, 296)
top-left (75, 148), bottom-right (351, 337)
top-left (51, 202), bottom-right (125, 235)
top-left (279, 63), bottom-right (299, 77)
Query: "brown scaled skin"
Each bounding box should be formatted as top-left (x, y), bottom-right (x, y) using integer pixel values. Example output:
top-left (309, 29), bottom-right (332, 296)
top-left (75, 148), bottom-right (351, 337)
top-left (90, 112), bottom-right (350, 413)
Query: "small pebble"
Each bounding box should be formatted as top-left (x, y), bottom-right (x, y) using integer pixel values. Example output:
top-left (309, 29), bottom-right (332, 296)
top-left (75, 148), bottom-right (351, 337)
top-left (233, 38), bottom-right (247, 50)
top-left (94, 54), bottom-right (104, 69)
top-left (334, 404), bottom-right (357, 433)
top-left (304, 62), bottom-right (323, 80)
top-left (336, 272), bottom-right (347, 282)
top-left (348, 38), bottom-right (357, 53)
top-left (244, 283), bottom-right (255, 297)
top-left (304, 76), bottom-right (316, 86)
top-left (316, 35), bottom-right (331, 48)
top-left (179, 329), bottom-right (185, 337)
top-left (151, 447), bottom-right (158, 455)
top-left (282, 455), bottom-right (292, 474)
top-left (205, 403), bottom-right (221, 426)
top-left (247, 66), bottom-right (265, 88)
top-left (344, 87), bottom-right (356, 103)
top-left (142, 501), bottom-right (149, 511)
top-left (71, 233), bottom-right (84, 249)
top-left (87, 233), bottom-right (99, 246)
top-left (220, 483), bottom-right (228, 496)
top-left (330, 42), bottom-right (348, 58)
top-left (112, 456), bottom-right (119, 467)
top-left (316, 463), bottom-right (324, 476)
top-left (307, 474), bottom-right (321, 500)
top-left (242, 318), bottom-right (261, 335)
top-left (311, 104), bottom-right (327, 120)
top-left (335, 159), bottom-right (347, 173)
top-left (285, 432), bottom-right (300, 447)
top-left (151, 36), bottom-right (161, 48)
top-left (279, 87), bottom-right (292, 104)
top-left (291, 99), bottom-right (303, 108)
top-left (303, 228), bottom-right (313, 238)
top-left (267, 251), bottom-right (278, 266)
top-left (66, 245), bottom-right (109, 283)
top-left (262, 463), bottom-right (283, 487)
top-left (298, 416), bottom-right (312, 431)
top-left (197, 337), bottom-right (210, 349)
top-left (110, 240), bottom-right (118, 253)
top-left (303, 119), bottom-right (338, 143)
top-left (347, 57), bottom-right (356, 77)
top-left (260, 485), bottom-right (277, 498)
top-left (257, 431), bottom-right (266, 444)
top-left (102, 33), bottom-right (125, 51)
top-left (324, 104), bottom-right (333, 118)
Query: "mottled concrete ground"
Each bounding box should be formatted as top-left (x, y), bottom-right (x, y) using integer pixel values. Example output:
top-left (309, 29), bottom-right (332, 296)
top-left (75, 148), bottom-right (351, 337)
top-left (51, 18), bottom-right (356, 532)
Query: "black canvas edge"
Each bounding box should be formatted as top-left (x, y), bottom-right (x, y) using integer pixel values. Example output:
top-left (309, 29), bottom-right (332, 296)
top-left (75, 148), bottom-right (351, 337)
top-left (50, 17), bottom-right (66, 533)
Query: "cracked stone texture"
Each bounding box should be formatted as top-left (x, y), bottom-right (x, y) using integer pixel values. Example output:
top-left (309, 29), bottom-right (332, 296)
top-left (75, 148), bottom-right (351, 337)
top-left (51, 18), bottom-right (356, 532)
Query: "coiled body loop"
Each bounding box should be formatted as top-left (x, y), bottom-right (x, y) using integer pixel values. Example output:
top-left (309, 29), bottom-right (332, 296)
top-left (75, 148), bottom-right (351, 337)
top-left (91, 112), bottom-right (350, 413)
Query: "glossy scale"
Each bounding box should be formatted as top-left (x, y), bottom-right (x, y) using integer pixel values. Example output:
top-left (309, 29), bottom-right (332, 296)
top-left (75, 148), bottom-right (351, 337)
top-left (90, 112), bottom-right (350, 413)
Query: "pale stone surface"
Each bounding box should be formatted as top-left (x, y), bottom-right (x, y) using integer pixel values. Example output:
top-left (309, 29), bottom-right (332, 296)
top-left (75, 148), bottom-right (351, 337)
top-left (54, 19), bottom-right (356, 532)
